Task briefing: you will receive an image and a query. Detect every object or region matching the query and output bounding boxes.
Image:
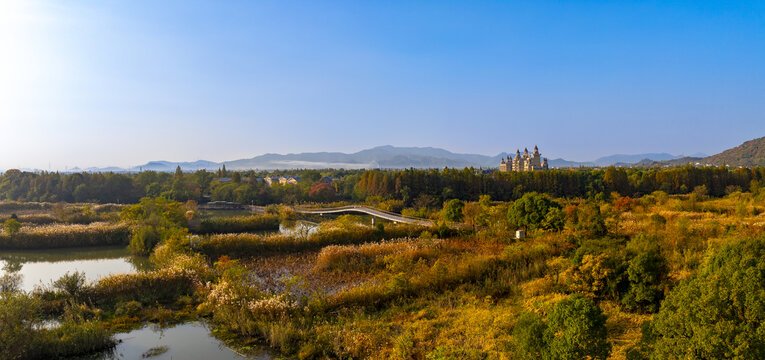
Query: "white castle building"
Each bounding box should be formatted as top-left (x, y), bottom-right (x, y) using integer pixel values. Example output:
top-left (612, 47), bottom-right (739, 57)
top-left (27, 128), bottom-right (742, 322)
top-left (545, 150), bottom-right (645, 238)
top-left (499, 145), bottom-right (549, 172)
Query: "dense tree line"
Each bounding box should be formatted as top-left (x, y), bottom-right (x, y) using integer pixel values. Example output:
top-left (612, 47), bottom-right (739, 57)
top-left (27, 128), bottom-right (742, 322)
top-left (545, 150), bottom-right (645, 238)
top-left (1, 165), bottom-right (764, 205)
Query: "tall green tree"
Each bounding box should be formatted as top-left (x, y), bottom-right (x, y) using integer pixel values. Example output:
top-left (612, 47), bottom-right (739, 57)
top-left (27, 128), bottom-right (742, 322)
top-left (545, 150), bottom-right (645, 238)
top-left (646, 236), bottom-right (765, 359)
top-left (507, 192), bottom-right (562, 231)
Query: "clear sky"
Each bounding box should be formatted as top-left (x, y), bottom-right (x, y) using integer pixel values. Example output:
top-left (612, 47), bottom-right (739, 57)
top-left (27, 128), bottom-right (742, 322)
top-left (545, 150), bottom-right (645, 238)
top-left (1, 0), bottom-right (764, 170)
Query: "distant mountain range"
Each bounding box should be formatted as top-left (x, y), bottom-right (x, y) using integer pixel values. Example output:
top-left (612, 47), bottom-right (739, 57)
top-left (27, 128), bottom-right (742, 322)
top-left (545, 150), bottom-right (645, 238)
top-left (46, 144), bottom-right (721, 173)
top-left (634, 135), bottom-right (765, 168)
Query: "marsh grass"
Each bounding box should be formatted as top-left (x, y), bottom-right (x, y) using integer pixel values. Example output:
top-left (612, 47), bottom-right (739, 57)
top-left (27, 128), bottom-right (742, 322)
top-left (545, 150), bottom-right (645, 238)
top-left (0, 213), bottom-right (59, 225)
top-left (0, 292), bottom-right (115, 360)
top-left (313, 238), bottom-right (443, 273)
top-left (328, 242), bottom-right (561, 311)
top-left (196, 214), bottom-right (280, 234)
top-left (91, 268), bottom-right (201, 308)
top-left (196, 223), bottom-right (444, 259)
top-left (0, 201), bottom-right (52, 214)
top-left (0, 222), bottom-right (131, 249)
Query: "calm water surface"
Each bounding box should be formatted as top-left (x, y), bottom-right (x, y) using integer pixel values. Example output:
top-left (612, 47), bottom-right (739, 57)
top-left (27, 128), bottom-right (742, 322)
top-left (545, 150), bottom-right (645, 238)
top-left (0, 246), bottom-right (151, 291)
top-left (87, 322), bottom-right (273, 360)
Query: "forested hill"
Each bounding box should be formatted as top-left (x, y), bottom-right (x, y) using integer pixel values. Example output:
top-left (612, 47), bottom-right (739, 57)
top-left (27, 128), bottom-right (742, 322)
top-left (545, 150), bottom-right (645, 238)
top-left (703, 136), bottom-right (765, 167)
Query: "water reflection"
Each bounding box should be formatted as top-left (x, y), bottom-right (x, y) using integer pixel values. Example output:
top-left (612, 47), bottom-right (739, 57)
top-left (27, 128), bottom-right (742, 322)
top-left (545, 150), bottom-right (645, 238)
top-left (89, 322), bottom-right (272, 360)
top-left (279, 220), bottom-right (319, 237)
top-left (0, 246), bottom-right (151, 292)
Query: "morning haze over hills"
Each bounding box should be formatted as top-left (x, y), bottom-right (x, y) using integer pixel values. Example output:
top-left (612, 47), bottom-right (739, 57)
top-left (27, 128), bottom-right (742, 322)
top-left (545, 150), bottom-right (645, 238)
top-left (57, 136), bottom-right (765, 173)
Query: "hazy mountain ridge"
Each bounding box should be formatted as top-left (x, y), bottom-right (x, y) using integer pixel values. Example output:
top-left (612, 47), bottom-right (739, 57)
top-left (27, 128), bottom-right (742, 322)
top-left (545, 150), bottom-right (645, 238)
top-left (33, 145), bottom-right (720, 173)
top-left (634, 136), bottom-right (765, 168)
top-left (702, 136), bottom-right (765, 166)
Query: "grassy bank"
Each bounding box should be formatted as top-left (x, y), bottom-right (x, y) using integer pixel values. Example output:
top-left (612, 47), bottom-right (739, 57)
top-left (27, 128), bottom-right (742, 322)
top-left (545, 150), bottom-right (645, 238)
top-left (0, 292), bottom-right (115, 360)
top-left (195, 222), bottom-right (449, 259)
top-left (0, 222), bottom-right (131, 250)
top-left (196, 214), bottom-right (280, 234)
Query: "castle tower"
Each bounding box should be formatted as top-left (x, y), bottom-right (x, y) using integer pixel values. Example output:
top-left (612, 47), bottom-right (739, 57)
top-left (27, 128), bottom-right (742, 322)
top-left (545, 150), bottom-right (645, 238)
top-left (513, 149), bottom-right (522, 172)
top-left (531, 145), bottom-right (542, 169)
top-left (500, 146), bottom-right (548, 172)
top-left (499, 157), bottom-right (508, 172)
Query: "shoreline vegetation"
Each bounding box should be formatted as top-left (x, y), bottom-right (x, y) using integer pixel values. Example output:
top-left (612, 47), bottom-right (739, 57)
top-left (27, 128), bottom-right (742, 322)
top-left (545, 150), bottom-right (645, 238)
top-left (1, 166), bottom-right (765, 359)
top-left (0, 222), bottom-right (131, 250)
top-left (196, 214), bottom-right (281, 235)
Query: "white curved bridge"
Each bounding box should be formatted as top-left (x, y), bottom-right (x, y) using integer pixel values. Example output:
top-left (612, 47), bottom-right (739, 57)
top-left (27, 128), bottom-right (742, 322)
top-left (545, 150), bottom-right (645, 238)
top-left (248, 205), bottom-right (433, 226)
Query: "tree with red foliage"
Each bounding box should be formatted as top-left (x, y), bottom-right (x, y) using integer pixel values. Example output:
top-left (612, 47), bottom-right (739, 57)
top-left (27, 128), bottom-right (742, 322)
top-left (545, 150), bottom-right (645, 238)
top-left (309, 183), bottom-right (336, 203)
top-left (613, 196), bottom-right (635, 212)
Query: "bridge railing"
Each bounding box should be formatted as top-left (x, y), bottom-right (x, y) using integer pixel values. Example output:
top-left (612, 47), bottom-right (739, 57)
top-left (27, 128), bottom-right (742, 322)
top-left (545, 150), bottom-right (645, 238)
top-left (293, 204), bottom-right (433, 223)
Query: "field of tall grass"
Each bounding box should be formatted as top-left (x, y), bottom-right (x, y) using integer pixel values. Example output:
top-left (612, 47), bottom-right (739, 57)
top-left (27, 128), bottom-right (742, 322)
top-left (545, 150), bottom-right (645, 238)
top-left (313, 238), bottom-right (444, 272)
top-left (0, 213), bottom-right (59, 225)
top-left (196, 214), bottom-right (280, 234)
top-left (0, 222), bottom-right (131, 249)
top-left (0, 201), bottom-right (52, 214)
top-left (195, 222), bottom-right (448, 259)
top-left (90, 268), bottom-right (202, 307)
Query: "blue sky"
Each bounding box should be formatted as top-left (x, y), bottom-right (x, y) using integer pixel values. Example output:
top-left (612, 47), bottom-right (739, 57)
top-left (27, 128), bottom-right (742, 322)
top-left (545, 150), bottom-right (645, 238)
top-left (1, 0), bottom-right (764, 170)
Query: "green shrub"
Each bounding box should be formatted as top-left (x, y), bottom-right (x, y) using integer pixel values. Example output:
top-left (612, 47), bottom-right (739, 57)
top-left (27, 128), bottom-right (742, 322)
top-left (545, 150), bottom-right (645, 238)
top-left (512, 312), bottom-right (548, 358)
top-left (129, 226), bottom-right (162, 256)
top-left (0, 292), bottom-right (40, 359)
top-left (513, 295), bottom-right (611, 360)
top-left (129, 225), bottom-right (188, 256)
top-left (442, 199), bottom-right (465, 222)
top-left (620, 251), bottom-right (666, 313)
top-left (3, 218), bottom-right (21, 236)
top-left (53, 271), bottom-right (88, 300)
top-left (115, 300), bottom-right (143, 317)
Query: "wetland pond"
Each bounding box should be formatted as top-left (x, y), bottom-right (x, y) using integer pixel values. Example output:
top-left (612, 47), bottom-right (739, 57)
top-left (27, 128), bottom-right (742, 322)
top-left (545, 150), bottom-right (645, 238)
top-left (0, 245), bottom-right (274, 359)
top-left (0, 246), bottom-right (151, 292)
top-left (84, 321), bottom-right (273, 360)
top-left (0, 221), bottom-right (320, 292)
top-left (0, 221), bottom-right (321, 359)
